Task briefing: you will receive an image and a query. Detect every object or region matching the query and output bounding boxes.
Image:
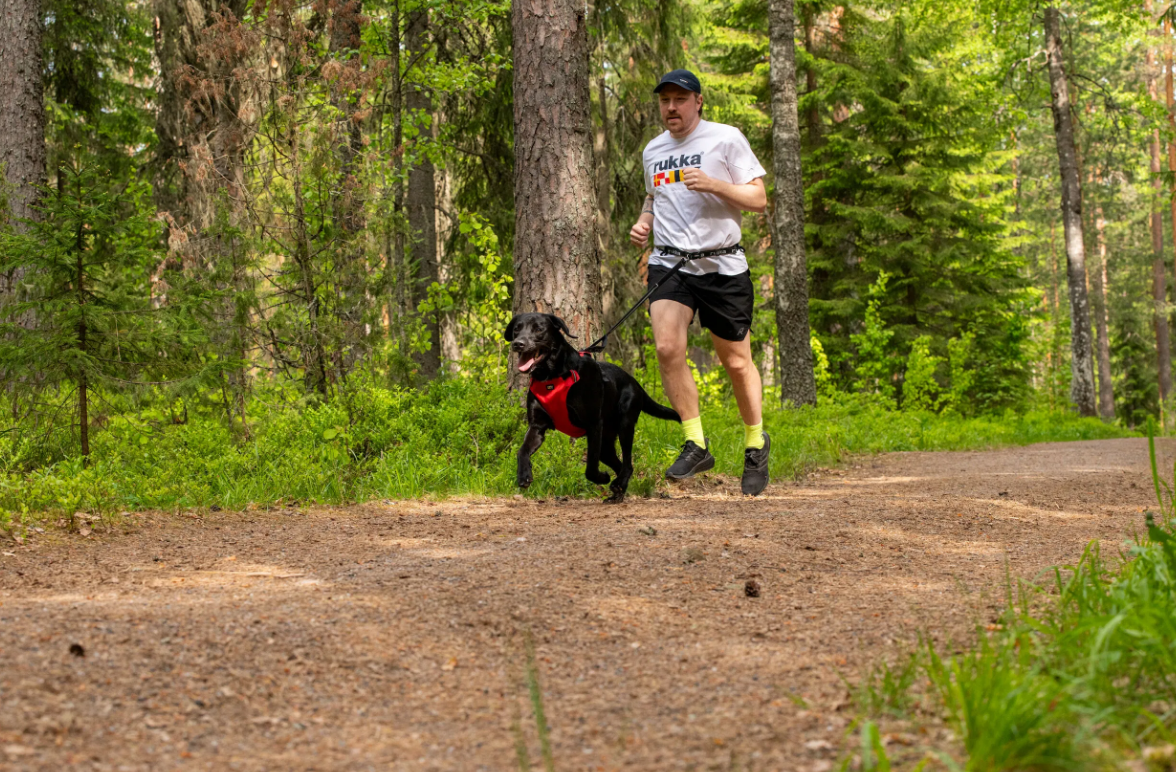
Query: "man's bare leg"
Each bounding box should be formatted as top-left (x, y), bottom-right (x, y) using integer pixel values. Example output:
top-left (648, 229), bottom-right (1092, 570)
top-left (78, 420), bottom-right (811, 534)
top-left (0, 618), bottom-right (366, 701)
top-left (711, 332), bottom-right (762, 427)
top-left (650, 299), bottom-right (700, 421)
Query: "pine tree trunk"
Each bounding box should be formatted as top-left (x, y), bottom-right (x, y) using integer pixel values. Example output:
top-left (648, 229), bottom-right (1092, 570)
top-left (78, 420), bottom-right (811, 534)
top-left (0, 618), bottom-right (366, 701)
top-left (154, 0), bottom-right (252, 426)
top-left (769, 0), bottom-right (817, 407)
top-left (511, 0), bottom-right (601, 387)
top-left (1147, 22), bottom-right (1174, 407)
top-left (1043, 5), bottom-right (1097, 417)
top-left (0, 0), bottom-right (46, 312)
top-left (328, 0), bottom-right (367, 362)
top-left (75, 224), bottom-right (89, 458)
top-left (594, 74), bottom-right (611, 255)
top-left (406, 10), bottom-right (441, 380)
top-left (802, 3), bottom-right (819, 147)
top-left (1093, 206), bottom-right (1115, 420)
top-left (385, 2), bottom-right (407, 337)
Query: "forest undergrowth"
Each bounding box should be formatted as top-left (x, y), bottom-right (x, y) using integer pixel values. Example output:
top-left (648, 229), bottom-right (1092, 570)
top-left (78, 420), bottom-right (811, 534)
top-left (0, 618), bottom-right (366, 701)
top-left (0, 372), bottom-right (1127, 536)
top-left (850, 427), bottom-right (1176, 772)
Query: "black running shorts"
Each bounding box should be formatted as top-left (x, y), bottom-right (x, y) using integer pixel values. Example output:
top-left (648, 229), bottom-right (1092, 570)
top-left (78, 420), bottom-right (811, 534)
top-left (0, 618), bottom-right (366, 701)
top-left (647, 265), bottom-right (755, 342)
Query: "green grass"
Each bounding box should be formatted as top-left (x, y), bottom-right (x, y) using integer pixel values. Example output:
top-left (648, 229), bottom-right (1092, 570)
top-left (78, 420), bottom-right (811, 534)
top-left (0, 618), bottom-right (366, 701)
top-left (0, 373), bottom-right (1131, 531)
top-left (849, 425), bottom-right (1176, 771)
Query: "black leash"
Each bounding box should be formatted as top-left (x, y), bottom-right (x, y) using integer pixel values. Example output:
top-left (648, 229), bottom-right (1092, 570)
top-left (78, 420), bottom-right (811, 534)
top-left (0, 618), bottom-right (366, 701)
top-left (581, 243), bottom-right (744, 355)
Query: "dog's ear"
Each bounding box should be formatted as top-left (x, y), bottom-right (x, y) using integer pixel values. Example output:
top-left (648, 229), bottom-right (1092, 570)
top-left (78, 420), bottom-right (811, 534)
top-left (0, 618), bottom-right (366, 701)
top-left (546, 314), bottom-right (577, 340)
top-left (503, 315), bottom-right (520, 342)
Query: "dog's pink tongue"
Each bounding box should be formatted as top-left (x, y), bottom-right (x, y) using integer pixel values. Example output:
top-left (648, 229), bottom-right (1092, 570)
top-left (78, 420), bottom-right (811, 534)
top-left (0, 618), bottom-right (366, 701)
top-left (518, 355), bottom-right (536, 373)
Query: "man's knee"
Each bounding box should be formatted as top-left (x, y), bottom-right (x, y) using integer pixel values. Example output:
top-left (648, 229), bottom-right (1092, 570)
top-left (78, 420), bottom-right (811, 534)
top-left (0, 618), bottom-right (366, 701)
top-left (655, 337), bottom-right (687, 364)
top-left (722, 350), bottom-right (757, 379)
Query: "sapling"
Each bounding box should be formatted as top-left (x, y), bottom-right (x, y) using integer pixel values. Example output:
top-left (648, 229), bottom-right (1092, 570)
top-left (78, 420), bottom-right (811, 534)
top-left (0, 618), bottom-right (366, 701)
top-left (0, 160), bottom-right (188, 459)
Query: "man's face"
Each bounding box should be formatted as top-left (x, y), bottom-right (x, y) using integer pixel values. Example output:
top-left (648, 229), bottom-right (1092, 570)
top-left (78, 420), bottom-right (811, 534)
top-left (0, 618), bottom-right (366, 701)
top-left (658, 84), bottom-right (702, 134)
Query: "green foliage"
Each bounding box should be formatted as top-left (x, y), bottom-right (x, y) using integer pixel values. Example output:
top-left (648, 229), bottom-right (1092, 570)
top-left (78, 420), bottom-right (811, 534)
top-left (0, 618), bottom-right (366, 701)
top-left (902, 336), bottom-right (941, 412)
top-left (0, 161), bottom-right (196, 455)
top-left (944, 333), bottom-right (977, 418)
top-left (811, 333), bottom-right (836, 400)
top-left (850, 272), bottom-right (897, 406)
top-left (0, 373), bottom-right (1129, 526)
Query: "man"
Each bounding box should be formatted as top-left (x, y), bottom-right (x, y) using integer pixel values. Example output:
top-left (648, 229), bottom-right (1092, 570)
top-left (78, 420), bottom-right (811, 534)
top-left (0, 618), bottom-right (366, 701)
top-left (629, 69), bottom-right (771, 496)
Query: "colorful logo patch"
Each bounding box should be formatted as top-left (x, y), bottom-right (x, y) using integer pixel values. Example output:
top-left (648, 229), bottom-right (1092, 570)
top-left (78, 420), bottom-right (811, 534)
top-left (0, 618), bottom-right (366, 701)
top-left (654, 169), bottom-right (684, 187)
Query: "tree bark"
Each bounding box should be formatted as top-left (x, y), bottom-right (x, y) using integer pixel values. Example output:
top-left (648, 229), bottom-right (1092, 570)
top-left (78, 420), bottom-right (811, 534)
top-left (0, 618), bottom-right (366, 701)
top-left (154, 0), bottom-right (253, 426)
top-left (1093, 205), bottom-right (1115, 419)
top-left (802, 2), bottom-right (819, 148)
top-left (594, 73), bottom-right (611, 255)
top-left (769, 0), bottom-right (817, 406)
top-left (1043, 5), bottom-right (1097, 416)
top-left (406, 9), bottom-right (441, 380)
top-left (511, 0), bottom-right (601, 387)
top-left (0, 0), bottom-right (46, 312)
top-left (1147, 20), bottom-right (1174, 407)
top-left (328, 0), bottom-right (367, 360)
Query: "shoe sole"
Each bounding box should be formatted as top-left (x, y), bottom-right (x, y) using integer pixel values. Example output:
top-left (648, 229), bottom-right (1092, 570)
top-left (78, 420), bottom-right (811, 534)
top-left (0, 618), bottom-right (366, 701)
top-left (665, 454), bottom-right (715, 481)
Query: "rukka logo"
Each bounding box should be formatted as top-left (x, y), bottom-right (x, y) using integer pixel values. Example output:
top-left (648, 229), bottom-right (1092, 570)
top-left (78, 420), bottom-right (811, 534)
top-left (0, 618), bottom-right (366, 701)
top-left (651, 152), bottom-right (704, 187)
top-left (651, 152), bottom-right (703, 173)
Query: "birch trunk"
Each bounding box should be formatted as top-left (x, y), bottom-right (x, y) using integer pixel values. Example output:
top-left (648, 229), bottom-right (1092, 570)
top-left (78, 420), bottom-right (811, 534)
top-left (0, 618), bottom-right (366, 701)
top-left (1093, 206), bottom-right (1115, 419)
top-left (1044, 5), bottom-right (1097, 416)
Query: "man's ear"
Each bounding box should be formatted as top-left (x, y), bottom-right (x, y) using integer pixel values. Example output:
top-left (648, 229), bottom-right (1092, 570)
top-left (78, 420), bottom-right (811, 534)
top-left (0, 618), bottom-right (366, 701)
top-left (503, 315), bottom-right (520, 342)
top-left (546, 314), bottom-right (577, 339)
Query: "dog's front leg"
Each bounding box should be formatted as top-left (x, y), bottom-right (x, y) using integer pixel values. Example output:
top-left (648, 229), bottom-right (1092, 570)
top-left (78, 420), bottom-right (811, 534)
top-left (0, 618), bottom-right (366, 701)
top-left (517, 425), bottom-right (546, 489)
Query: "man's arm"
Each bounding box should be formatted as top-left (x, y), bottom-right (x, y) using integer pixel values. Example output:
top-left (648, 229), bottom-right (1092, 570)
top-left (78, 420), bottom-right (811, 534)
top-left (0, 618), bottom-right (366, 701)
top-left (630, 195), bottom-right (655, 247)
top-left (680, 170), bottom-right (767, 214)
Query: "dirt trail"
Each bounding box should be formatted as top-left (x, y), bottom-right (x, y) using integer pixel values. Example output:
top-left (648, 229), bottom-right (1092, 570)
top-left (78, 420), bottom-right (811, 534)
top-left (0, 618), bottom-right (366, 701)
top-left (0, 438), bottom-right (1163, 772)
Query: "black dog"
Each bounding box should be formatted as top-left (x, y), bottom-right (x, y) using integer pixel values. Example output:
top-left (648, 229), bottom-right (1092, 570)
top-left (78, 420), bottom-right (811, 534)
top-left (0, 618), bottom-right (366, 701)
top-left (505, 313), bottom-right (680, 502)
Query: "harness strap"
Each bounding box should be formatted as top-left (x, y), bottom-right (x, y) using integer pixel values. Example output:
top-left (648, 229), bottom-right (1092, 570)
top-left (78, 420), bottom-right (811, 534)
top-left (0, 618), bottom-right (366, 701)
top-left (653, 243), bottom-right (746, 260)
top-left (581, 243), bottom-right (743, 355)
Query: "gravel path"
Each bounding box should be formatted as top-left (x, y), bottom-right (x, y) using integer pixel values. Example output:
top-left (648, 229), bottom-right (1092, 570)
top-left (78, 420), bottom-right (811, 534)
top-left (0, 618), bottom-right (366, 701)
top-left (0, 438), bottom-right (1161, 772)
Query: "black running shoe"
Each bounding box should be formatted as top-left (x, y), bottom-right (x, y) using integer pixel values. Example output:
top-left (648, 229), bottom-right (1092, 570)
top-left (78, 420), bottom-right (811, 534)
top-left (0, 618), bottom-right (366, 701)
top-left (665, 439), bottom-right (715, 480)
top-left (741, 431), bottom-right (771, 496)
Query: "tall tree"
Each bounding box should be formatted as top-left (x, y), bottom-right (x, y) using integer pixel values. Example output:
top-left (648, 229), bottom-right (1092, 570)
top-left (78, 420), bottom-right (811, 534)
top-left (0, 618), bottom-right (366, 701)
top-left (406, 8), bottom-right (442, 379)
top-left (1043, 4), bottom-right (1097, 416)
top-left (1093, 205), bottom-right (1115, 419)
top-left (768, 0), bottom-right (816, 406)
top-left (153, 0), bottom-right (255, 427)
top-left (1146, 11), bottom-right (1173, 408)
top-left (0, 0), bottom-right (47, 308)
top-left (511, 0), bottom-right (601, 383)
top-left (327, 0), bottom-right (369, 357)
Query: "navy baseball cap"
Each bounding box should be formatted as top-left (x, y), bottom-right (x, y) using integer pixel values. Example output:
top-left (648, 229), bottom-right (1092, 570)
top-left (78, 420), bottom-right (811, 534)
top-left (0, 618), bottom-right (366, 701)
top-left (653, 69), bottom-right (702, 94)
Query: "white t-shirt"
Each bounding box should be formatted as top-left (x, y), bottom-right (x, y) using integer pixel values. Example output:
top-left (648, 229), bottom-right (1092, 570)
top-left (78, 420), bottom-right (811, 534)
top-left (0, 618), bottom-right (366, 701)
top-left (642, 119), bottom-right (767, 276)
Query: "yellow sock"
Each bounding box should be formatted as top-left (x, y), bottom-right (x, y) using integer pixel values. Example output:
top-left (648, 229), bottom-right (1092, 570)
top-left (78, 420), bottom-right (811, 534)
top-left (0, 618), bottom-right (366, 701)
top-left (682, 416), bottom-right (705, 447)
top-left (744, 422), bottom-right (765, 450)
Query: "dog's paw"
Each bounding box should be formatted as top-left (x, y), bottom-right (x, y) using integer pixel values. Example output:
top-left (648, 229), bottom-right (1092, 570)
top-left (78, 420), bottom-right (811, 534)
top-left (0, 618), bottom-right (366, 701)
top-left (517, 471), bottom-right (533, 489)
top-left (586, 469), bottom-right (611, 486)
top-left (604, 490), bottom-right (626, 504)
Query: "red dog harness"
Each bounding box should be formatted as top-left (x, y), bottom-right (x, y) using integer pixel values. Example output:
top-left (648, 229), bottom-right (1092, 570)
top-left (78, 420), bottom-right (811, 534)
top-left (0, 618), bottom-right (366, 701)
top-left (529, 370), bottom-right (585, 438)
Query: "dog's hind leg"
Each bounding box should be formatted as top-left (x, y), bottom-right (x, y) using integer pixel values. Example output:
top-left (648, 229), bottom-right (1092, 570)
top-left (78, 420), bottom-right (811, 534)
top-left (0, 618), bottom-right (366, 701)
top-left (605, 422), bottom-right (637, 503)
top-left (583, 421), bottom-right (611, 487)
top-left (600, 430), bottom-right (624, 501)
top-left (517, 425), bottom-right (547, 489)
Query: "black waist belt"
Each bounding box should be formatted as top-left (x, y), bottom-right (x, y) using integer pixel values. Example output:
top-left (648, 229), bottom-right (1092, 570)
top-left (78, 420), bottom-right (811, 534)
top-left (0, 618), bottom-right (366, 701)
top-left (654, 243), bottom-right (745, 259)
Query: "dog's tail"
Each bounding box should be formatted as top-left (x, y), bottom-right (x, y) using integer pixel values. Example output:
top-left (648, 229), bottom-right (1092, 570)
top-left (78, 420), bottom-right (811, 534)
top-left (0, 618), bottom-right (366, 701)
top-left (641, 392), bottom-right (681, 423)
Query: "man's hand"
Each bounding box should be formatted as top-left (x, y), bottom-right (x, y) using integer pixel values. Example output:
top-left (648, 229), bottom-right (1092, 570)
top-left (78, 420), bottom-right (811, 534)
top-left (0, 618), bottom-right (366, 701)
top-left (630, 219), bottom-right (652, 247)
top-left (682, 167), bottom-right (716, 193)
top-left (682, 171), bottom-right (767, 213)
